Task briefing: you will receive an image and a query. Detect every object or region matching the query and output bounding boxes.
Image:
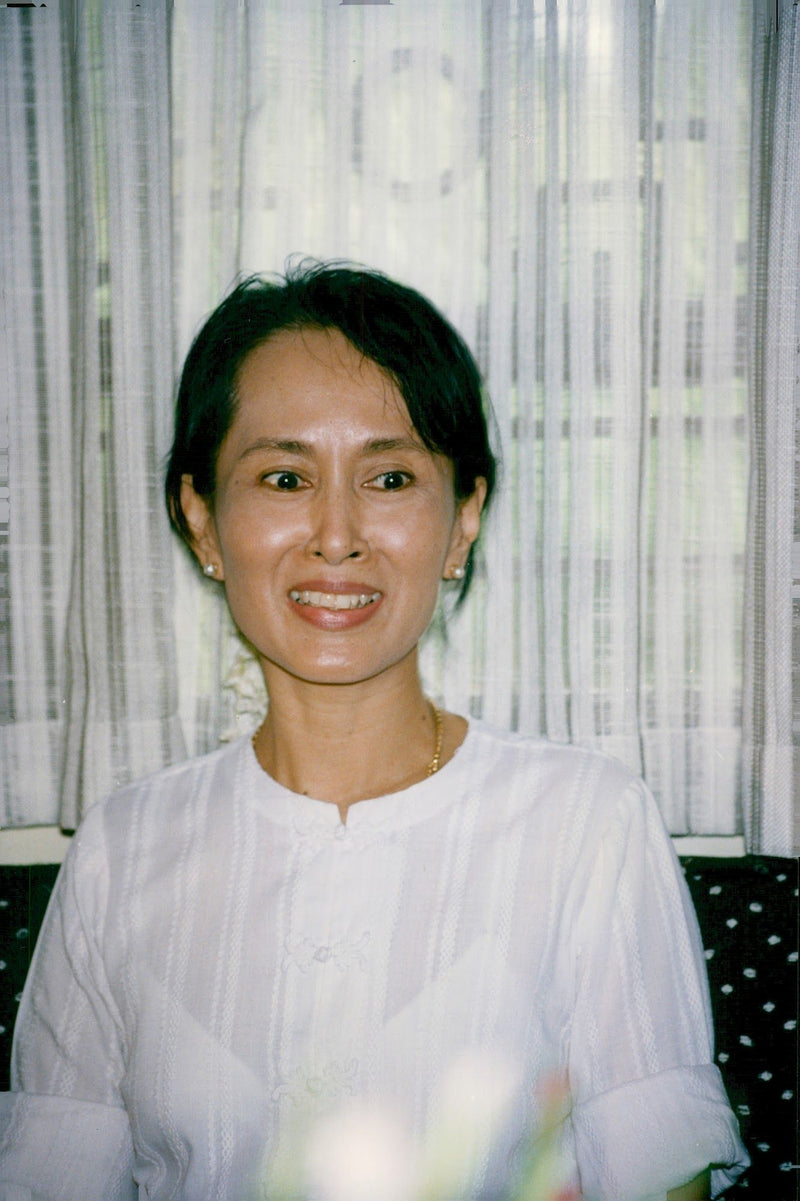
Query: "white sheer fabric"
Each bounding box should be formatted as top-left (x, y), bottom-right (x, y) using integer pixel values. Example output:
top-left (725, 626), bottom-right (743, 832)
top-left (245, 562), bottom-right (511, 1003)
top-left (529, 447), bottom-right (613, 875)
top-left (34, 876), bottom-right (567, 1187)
top-left (1, 7), bottom-right (73, 825)
top-left (1, 2), bottom-right (185, 829)
top-left (741, 0), bottom-right (799, 854)
top-left (1, 0), bottom-right (795, 848)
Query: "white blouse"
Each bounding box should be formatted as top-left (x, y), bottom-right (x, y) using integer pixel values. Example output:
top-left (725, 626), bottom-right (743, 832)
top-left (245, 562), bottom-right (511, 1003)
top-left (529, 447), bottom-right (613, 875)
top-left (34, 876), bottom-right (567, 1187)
top-left (0, 721), bottom-right (748, 1200)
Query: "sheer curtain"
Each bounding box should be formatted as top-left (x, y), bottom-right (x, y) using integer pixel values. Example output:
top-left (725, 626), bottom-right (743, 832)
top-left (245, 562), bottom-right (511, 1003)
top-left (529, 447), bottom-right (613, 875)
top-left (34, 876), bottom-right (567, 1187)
top-left (1, 0), bottom-right (795, 851)
top-left (742, 0), bottom-right (798, 854)
top-left (1, 2), bottom-right (184, 829)
top-left (1, 6), bottom-right (73, 825)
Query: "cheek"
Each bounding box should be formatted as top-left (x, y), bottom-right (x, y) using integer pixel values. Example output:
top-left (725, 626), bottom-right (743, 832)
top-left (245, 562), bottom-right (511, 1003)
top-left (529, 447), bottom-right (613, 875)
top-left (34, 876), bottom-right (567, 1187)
top-left (381, 527), bottom-right (453, 585)
top-left (215, 505), bottom-right (298, 566)
top-left (382, 494), bottom-right (457, 554)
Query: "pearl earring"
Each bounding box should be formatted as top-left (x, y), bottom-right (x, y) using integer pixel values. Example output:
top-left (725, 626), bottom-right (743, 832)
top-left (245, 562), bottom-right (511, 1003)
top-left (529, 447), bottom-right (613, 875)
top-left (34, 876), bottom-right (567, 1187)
top-left (203, 563), bottom-right (216, 577)
top-left (450, 565), bottom-right (465, 580)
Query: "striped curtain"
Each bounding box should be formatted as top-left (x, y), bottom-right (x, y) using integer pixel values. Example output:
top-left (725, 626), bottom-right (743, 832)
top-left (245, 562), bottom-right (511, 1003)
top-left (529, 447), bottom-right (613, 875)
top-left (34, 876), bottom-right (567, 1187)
top-left (1, 0), bottom-right (795, 851)
top-left (742, 0), bottom-right (798, 854)
top-left (1, 6), bottom-right (73, 825)
top-left (1, 2), bottom-right (184, 829)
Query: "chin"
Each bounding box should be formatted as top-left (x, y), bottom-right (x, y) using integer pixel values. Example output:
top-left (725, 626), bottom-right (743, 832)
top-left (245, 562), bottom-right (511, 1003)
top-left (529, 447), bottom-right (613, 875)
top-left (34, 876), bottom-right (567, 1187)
top-left (294, 664), bottom-right (395, 688)
top-left (260, 648), bottom-right (418, 690)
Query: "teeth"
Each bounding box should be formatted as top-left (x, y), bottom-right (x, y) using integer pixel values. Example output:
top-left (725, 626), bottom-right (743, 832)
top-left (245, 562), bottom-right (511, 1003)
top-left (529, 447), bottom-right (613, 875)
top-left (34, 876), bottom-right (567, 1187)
top-left (290, 590), bottom-right (380, 610)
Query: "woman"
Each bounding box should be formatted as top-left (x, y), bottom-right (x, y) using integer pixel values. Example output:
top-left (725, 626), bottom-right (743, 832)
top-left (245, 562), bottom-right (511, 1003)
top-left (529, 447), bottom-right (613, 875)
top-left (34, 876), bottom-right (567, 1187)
top-left (0, 264), bottom-right (747, 1200)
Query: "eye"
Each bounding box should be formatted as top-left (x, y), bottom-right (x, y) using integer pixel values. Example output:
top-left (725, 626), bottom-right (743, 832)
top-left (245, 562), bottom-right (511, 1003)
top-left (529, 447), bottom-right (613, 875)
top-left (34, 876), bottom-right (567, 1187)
top-left (262, 470), bottom-right (304, 491)
top-left (370, 470), bottom-right (412, 491)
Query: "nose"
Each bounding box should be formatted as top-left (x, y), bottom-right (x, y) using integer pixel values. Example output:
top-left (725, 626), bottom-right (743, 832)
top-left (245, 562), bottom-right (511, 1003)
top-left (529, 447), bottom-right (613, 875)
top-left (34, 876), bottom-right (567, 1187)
top-left (306, 483), bottom-right (367, 564)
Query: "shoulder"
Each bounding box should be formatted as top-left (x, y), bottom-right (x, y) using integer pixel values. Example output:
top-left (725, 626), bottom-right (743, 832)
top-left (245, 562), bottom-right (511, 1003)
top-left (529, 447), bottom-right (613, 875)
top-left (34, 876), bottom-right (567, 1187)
top-left (72, 737), bottom-right (249, 858)
top-left (110, 736), bottom-right (246, 802)
top-left (466, 719), bottom-right (648, 818)
top-left (47, 740), bottom-right (253, 944)
top-left (462, 719), bottom-right (670, 868)
top-left (455, 723), bottom-right (683, 938)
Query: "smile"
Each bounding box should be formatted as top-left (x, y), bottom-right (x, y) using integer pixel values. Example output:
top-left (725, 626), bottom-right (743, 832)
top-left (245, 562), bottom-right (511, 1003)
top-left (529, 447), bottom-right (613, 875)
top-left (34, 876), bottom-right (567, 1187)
top-left (289, 590), bottom-right (382, 611)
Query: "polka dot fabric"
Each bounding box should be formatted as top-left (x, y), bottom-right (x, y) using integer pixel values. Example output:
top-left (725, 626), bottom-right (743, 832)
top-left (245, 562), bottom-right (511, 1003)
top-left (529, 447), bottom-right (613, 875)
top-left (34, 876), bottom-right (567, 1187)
top-left (0, 857), bottom-right (796, 1196)
top-left (682, 856), bottom-right (799, 1200)
top-left (0, 865), bottom-right (60, 1091)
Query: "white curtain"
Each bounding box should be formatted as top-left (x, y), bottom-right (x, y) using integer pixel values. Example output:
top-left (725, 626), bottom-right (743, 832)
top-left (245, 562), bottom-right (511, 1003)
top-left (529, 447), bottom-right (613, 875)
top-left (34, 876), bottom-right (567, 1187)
top-left (1, 0), bottom-right (795, 851)
top-left (1, 2), bottom-right (184, 830)
top-left (741, 0), bottom-right (799, 854)
top-left (1, 6), bottom-right (73, 825)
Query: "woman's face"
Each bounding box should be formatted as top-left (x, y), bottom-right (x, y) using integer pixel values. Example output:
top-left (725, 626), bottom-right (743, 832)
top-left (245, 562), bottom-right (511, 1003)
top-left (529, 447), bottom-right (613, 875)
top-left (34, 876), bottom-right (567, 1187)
top-left (182, 326), bottom-right (485, 690)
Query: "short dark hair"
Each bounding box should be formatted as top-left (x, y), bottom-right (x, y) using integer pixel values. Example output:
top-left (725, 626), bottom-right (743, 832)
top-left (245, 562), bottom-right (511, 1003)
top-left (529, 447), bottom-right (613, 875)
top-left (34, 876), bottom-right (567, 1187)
top-left (165, 260), bottom-right (498, 600)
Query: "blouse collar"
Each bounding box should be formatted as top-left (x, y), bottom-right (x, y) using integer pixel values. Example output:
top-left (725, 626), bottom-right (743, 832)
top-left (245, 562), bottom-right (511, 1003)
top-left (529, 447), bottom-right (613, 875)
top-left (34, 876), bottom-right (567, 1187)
top-left (237, 716), bottom-right (479, 838)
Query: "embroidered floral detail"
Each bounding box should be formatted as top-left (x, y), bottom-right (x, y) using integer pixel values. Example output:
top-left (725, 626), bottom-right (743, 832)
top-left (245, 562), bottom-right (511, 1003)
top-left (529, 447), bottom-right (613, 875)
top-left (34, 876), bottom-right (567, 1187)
top-left (290, 816), bottom-right (386, 857)
top-left (283, 932), bottom-right (371, 974)
top-left (290, 820), bottom-right (334, 859)
top-left (272, 1058), bottom-right (360, 1108)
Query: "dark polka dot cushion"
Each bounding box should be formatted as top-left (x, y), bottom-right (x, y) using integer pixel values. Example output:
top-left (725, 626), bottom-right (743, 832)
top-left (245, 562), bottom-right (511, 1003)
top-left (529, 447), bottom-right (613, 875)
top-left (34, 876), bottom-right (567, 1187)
top-left (0, 858), bottom-right (797, 1196)
top-left (0, 864), bottom-right (60, 1090)
top-left (681, 856), bottom-right (799, 1199)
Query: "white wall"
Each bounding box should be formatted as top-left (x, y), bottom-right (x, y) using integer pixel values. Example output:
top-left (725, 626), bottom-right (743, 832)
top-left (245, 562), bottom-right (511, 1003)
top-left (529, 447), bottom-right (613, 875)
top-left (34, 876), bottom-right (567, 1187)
top-left (0, 827), bottom-right (74, 865)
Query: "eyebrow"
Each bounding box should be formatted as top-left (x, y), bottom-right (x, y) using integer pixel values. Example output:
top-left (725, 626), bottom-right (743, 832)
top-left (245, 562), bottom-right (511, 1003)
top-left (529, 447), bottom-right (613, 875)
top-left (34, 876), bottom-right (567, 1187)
top-left (238, 435), bottom-right (429, 460)
top-left (360, 437), bottom-right (428, 455)
top-left (239, 439), bottom-right (309, 459)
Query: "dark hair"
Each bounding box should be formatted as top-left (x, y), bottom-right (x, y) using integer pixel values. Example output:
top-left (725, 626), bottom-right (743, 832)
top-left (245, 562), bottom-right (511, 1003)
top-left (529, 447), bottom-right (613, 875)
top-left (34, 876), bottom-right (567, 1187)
top-left (165, 260), bottom-right (498, 599)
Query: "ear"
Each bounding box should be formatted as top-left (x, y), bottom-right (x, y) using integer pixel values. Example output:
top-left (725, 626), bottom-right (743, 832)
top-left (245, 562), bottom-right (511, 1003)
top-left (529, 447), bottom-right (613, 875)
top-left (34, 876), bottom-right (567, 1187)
top-left (180, 474), bottom-right (225, 580)
top-left (446, 477), bottom-right (487, 571)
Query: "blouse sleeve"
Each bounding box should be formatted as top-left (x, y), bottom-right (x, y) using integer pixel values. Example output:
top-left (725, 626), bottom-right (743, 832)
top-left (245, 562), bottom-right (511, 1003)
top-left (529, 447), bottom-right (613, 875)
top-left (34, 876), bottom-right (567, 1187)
top-left (0, 806), bottom-right (137, 1200)
top-left (566, 774), bottom-right (749, 1201)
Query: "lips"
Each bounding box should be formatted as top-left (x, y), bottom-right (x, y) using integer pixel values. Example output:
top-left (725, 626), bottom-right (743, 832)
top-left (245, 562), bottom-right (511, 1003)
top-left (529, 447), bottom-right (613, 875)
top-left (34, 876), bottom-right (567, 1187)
top-left (287, 581), bottom-right (384, 629)
top-left (290, 589), bottom-right (381, 611)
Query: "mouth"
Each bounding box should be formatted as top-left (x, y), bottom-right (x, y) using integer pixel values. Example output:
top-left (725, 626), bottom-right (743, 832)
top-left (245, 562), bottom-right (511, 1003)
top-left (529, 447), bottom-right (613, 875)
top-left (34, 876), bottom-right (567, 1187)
top-left (289, 589), bottom-right (382, 611)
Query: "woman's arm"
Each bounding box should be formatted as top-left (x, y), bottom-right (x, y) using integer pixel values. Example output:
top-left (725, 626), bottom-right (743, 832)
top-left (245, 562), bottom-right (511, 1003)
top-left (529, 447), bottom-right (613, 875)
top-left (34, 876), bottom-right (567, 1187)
top-left (666, 1167), bottom-right (711, 1199)
top-left (1, 811), bottom-right (136, 1198)
top-left (565, 772), bottom-right (748, 1197)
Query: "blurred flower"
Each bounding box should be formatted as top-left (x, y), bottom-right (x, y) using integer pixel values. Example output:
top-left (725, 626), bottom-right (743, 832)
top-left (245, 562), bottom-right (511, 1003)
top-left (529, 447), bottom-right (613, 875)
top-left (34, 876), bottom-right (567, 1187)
top-left (257, 1055), bottom-right (579, 1201)
top-left (219, 642), bottom-right (267, 742)
top-left (510, 1073), bottom-right (580, 1201)
top-left (417, 1050), bottom-right (520, 1201)
top-left (304, 1102), bottom-right (417, 1201)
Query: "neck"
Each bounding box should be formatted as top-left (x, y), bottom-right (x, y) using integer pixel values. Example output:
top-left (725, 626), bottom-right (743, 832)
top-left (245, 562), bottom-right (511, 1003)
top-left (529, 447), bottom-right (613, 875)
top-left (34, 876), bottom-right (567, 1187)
top-left (253, 657), bottom-right (446, 820)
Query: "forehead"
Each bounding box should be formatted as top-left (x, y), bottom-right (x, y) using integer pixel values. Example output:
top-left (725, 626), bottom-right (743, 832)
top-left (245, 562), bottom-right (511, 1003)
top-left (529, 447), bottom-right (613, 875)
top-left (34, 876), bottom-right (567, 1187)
top-left (234, 326), bottom-right (414, 434)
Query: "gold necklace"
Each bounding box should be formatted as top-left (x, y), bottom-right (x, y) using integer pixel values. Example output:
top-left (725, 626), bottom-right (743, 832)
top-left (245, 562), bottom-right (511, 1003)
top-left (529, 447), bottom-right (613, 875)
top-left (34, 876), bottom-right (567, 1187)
top-left (252, 700), bottom-right (444, 778)
top-left (427, 701), bottom-right (443, 776)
